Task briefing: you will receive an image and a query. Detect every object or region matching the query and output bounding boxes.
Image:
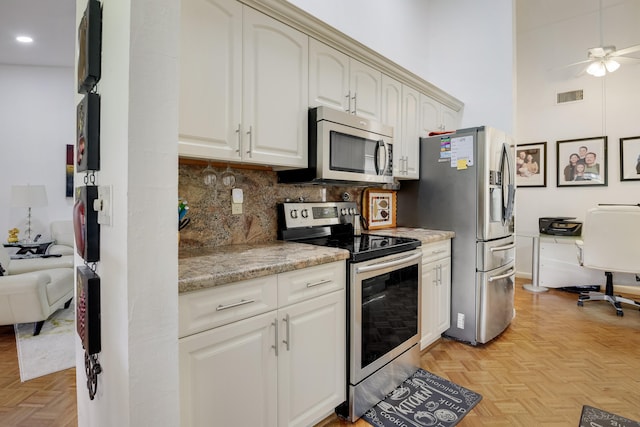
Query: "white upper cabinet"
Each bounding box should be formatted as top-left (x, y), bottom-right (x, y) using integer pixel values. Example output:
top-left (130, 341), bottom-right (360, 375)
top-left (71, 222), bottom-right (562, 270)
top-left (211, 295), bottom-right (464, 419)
top-left (309, 39), bottom-right (382, 121)
top-left (179, 0), bottom-right (308, 168)
top-left (420, 94), bottom-right (461, 135)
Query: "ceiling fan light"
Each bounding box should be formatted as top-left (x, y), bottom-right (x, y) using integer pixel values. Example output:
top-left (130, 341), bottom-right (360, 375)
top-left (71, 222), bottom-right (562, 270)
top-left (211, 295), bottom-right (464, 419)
top-left (604, 59), bottom-right (620, 72)
top-left (587, 61), bottom-right (606, 77)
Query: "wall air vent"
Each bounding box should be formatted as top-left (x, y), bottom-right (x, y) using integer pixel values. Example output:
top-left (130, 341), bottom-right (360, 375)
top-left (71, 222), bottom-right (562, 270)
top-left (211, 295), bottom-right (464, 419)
top-left (556, 89), bottom-right (584, 104)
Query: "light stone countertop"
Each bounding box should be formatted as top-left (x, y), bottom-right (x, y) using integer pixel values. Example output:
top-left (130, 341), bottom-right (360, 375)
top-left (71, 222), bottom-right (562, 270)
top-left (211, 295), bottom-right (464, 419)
top-left (178, 228), bottom-right (452, 294)
top-left (366, 227), bottom-right (454, 244)
top-left (179, 241), bottom-right (349, 294)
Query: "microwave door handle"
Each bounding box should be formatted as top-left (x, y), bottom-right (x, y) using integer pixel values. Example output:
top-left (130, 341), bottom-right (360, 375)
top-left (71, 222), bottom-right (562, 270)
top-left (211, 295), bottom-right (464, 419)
top-left (374, 140), bottom-right (386, 175)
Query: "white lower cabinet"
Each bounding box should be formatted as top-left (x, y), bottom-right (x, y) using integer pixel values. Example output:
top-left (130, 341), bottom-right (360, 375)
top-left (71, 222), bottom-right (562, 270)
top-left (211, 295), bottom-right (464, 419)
top-left (420, 240), bottom-right (452, 350)
top-left (179, 261), bottom-right (346, 427)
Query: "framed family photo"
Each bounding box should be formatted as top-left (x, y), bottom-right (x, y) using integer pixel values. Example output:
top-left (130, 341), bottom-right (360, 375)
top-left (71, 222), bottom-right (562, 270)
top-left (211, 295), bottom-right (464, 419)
top-left (556, 136), bottom-right (608, 187)
top-left (619, 136), bottom-right (640, 181)
top-left (516, 142), bottom-right (546, 187)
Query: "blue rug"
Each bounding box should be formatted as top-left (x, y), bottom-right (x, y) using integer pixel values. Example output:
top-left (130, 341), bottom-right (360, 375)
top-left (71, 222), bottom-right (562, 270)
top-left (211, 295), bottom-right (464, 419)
top-left (362, 368), bottom-right (482, 427)
top-left (579, 405), bottom-right (640, 427)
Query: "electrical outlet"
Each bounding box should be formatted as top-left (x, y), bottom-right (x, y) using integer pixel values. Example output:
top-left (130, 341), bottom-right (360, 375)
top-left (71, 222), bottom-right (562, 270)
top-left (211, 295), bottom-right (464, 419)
top-left (232, 203), bottom-right (243, 215)
top-left (94, 185), bottom-right (112, 226)
top-left (456, 313), bottom-right (465, 329)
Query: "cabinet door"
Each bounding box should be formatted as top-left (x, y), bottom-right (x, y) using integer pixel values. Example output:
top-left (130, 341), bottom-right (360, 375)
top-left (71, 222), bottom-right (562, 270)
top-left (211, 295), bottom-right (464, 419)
top-left (401, 85), bottom-right (420, 179)
top-left (420, 260), bottom-right (438, 350)
top-left (350, 59), bottom-right (382, 121)
top-left (179, 311), bottom-right (277, 427)
top-left (277, 290), bottom-right (346, 427)
top-left (243, 8), bottom-right (308, 168)
top-left (309, 39), bottom-right (350, 112)
top-left (382, 75), bottom-right (403, 177)
top-left (441, 105), bottom-right (460, 132)
top-left (179, 0), bottom-right (242, 161)
top-left (434, 257), bottom-right (452, 334)
top-left (419, 94), bottom-right (441, 135)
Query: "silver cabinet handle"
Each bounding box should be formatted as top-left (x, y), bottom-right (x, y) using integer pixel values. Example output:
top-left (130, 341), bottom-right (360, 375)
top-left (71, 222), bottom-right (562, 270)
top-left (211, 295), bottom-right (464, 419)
top-left (352, 92), bottom-right (357, 114)
top-left (216, 299), bottom-right (255, 311)
top-left (430, 249), bottom-right (447, 255)
top-left (272, 318), bottom-right (278, 356)
top-left (488, 269), bottom-right (515, 282)
top-left (282, 314), bottom-right (290, 351)
top-left (306, 279), bottom-right (332, 288)
top-left (235, 124), bottom-right (241, 153)
top-left (490, 243), bottom-right (516, 252)
top-left (246, 126), bottom-right (252, 157)
top-left (345, 91), bottom-right (351, 112)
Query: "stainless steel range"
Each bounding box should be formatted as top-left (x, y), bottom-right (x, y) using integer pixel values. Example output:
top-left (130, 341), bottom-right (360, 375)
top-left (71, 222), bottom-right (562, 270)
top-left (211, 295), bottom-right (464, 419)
top-left (278, 201), bottom-right (422, 421)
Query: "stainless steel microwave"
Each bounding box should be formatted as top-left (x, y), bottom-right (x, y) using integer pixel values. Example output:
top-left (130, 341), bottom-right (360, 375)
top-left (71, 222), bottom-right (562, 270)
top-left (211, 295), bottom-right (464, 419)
top-left (278, 107), bottom-right (394, 185)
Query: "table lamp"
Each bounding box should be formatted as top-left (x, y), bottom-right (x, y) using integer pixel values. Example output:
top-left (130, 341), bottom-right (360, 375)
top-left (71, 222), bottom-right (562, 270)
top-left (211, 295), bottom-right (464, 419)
top-left (11, 184), bottom-right (48, 242)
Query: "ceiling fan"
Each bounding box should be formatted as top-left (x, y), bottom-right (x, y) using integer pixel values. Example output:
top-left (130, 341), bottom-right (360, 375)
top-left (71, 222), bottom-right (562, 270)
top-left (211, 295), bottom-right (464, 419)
top-left (562, 1), bottom-right (640, 77)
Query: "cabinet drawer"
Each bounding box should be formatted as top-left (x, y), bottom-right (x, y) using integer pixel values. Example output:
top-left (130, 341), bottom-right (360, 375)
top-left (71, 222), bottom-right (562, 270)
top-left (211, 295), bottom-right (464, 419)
top-left (422, 239), bottom-right (451, 264)
top-left (179, 275), bottom-right (277, 338)
top-left (278, 261), bottom-right (346, 307)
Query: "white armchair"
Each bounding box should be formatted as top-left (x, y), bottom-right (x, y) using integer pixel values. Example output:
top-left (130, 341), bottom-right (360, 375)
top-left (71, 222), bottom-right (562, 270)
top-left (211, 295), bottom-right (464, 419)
top-left (0, 220), bottom-right (74, 335)
top-left (575, 205), bottom-right (640, 316)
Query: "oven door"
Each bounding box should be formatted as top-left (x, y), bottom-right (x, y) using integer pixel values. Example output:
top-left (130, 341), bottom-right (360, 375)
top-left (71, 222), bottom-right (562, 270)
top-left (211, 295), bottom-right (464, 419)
top-left (349, 249), bottom-right (422, 384)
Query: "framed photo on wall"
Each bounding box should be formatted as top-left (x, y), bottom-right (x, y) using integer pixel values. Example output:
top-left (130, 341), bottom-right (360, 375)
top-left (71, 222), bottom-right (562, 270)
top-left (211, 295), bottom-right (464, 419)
top-left (556, 136), bottom-right (608, 187)
top-left (516, 142), bottom-right (546, 187)
top-left (76, 93), bottom-right (100, 172)
top-left (619, 136), bottom-right (640, 181)
top-left (77, 0), bottom-right (102, 94)
top-left (362, 189), bottom-right (396, 230)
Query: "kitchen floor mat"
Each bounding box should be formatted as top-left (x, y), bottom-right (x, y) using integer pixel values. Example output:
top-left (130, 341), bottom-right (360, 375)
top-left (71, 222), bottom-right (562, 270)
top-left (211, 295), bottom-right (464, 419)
top-left (362, 368), bottom-right (482, 427)
top-left (579, 405), bottom-right (640, 427)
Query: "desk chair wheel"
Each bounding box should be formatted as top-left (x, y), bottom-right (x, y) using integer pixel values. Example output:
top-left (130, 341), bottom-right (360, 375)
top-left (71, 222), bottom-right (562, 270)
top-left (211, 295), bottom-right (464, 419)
top-left (577, 300), bottom-right (583, 307)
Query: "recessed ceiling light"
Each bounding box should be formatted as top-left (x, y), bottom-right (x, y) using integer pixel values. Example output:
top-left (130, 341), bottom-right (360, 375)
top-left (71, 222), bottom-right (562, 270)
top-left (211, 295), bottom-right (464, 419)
top-left (16, 36), bottom-right (34, 43)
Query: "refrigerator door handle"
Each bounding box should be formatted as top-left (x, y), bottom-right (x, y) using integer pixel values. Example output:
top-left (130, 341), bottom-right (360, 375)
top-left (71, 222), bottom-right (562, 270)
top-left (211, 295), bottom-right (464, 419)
top-left (488, 269), bottom-right (516, 282)
top-left (490, 243), bottom-right (516, 252)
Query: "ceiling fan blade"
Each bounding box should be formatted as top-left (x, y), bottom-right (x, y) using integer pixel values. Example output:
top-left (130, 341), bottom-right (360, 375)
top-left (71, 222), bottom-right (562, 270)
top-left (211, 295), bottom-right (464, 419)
top-left (611, 44), bottom-right (640, 57)
top-left (555, 59), bottom-right (593, 70)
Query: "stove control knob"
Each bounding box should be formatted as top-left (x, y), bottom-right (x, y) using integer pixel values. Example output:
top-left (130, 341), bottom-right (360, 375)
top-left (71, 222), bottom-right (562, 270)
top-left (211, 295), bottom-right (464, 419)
top-left (301, 209), bottom-right (309, 218)
top-left (290, 209), bottom-right (298, 219)
top-left (349, 208), bottom-right (356, 215)
top-left (340, 208), bottom-right (347, 216)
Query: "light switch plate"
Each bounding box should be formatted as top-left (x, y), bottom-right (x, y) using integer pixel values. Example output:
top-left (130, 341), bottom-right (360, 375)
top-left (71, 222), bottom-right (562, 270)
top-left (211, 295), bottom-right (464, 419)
top-left (96, 185), bottom-right (112, 226)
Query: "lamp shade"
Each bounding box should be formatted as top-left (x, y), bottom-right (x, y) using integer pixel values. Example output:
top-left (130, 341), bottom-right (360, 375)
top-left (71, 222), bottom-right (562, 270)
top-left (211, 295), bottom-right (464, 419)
top-left (11, 185), bottom-right (48, 208)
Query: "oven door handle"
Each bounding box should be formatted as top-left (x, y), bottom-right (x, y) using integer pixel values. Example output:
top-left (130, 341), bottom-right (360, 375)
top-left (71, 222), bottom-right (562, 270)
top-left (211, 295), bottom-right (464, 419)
top-left (355, 251), bottom-right (422, 274)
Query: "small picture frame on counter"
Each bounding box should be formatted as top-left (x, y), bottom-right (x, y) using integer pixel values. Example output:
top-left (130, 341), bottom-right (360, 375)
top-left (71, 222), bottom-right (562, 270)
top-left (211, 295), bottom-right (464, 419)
top-left (362, 189), bottom-right (396, 230)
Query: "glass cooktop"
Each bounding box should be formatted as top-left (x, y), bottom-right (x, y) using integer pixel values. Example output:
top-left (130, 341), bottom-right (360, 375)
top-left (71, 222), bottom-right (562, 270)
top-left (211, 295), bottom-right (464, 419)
top-left (300, 233), bottom-right (421, 262)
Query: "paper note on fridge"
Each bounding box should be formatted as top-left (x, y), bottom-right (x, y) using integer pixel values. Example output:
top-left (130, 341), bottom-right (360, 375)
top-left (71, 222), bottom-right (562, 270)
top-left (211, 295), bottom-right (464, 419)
top-left (450, 135), bottom-right (474, 168)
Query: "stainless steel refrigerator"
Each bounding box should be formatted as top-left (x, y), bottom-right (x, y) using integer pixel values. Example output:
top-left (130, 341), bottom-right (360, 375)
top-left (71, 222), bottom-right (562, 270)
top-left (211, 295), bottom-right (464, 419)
top-left (398, 126), bottom-right (516, 345)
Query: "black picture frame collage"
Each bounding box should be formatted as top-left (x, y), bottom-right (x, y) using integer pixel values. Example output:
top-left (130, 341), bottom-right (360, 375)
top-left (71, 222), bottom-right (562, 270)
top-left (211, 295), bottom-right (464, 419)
top-left (517, 135), bottom-right (640, 188)
top-left (75, 0), bottom-right (103, 400)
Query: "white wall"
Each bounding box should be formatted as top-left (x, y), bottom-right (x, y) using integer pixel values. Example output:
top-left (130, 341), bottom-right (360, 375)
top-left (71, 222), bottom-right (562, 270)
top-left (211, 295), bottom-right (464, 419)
top-left (74, 0), bottom-right (179, 425)
top-left (0, 65), bottom-right (74, 239)
top-left (515, 0), bottom-right (640, 276)
top-left (288, 0), bottom-right (516, 134)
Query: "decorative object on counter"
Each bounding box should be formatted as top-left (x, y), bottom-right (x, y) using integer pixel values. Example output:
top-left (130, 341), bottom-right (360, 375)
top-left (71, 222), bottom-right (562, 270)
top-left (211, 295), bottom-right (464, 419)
top-left (619, 136), bottom-right (640, 181)
top-left (7, 228), bottom-right (19, 243)
top-left (362, 188), bottom-right (396, 230)
top-left (556, 136), bottom-right (608, 187)
top-left (10, 184), bottom-right (48, 242)
top-left (516, 141), bottom-right (547, 187)
top-left (579, 405), bottom-right (640, 427)
top-left (362, 368), bottom-right (482, 427)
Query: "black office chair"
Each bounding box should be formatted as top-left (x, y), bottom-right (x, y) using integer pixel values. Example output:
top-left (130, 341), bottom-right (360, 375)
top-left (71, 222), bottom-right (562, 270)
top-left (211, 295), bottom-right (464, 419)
top-left (575, 205), bottom-right (640, 316)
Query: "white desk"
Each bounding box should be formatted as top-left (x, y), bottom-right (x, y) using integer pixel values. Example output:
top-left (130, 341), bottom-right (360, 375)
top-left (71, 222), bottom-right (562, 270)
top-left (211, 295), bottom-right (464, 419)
top-left (538, 235), bottom-right (639, 288)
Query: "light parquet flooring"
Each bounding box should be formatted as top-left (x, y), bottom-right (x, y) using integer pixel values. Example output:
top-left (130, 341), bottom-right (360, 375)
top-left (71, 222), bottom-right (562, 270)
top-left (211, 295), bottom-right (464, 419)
top-left (320, 278), bottom-right (640, 426)
top-left (1, 278), bottom-right (639, 426)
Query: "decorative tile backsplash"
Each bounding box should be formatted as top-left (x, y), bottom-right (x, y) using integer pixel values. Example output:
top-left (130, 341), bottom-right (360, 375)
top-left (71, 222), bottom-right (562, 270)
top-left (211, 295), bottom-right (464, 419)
top-left (178, 163), bottom-right (367, 249)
